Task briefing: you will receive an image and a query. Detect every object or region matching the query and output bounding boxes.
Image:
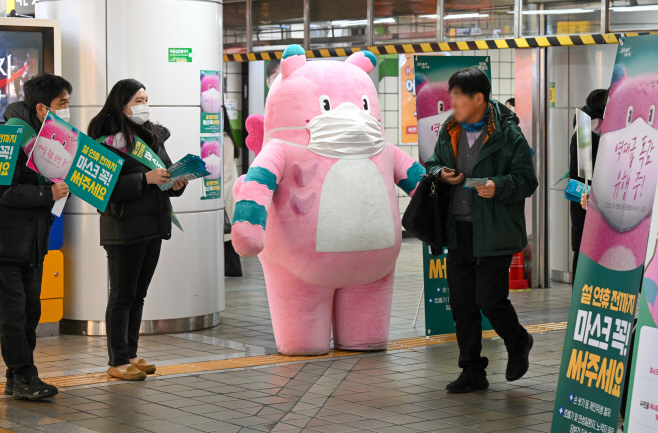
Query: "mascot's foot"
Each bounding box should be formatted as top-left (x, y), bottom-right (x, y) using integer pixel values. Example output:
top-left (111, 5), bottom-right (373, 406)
top-left (334, 341), bottom-right (389, 352)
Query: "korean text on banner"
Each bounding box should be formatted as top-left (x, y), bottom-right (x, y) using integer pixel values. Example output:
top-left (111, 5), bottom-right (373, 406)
top-left (28, 112), bottom-right (124, 212)
top-left (551, 33), bottom-right (658, 433)
top-left (0, 125), bottom-right (24, 185)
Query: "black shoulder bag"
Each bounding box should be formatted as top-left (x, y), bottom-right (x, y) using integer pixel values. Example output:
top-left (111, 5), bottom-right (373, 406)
top-left (401, 173), bottom-right (451, 257)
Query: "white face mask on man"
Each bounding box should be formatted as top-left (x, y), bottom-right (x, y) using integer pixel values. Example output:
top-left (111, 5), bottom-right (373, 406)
top-left (125, 104), bottom-right (150, 125)
top-left (47, 106), bottom-right (70, 123)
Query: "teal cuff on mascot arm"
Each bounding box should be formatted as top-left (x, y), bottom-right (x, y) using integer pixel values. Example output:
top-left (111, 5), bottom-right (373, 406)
top-left (398, 161), bottom-right (425, 195)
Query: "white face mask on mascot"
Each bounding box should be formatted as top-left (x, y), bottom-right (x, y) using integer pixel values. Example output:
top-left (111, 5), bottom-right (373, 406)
top-left (264, 101), bottom-right (385, 160)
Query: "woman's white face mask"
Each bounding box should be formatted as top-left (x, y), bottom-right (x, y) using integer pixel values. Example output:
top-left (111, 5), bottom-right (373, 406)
top-left (125, 104), bottom-right (150, 125)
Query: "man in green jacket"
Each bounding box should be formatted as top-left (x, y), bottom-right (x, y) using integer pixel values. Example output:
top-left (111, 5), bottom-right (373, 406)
top-left (425, 68), bottom-right (538, 393)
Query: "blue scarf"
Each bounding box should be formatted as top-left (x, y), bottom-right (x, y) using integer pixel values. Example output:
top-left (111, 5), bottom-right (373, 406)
top-left (460, 106), bottom-right (490, 132)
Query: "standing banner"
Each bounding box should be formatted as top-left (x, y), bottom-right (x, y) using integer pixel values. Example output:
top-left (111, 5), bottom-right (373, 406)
top-left (423, 244), bottom-right (493, 335)
top-left (399, 54), bottom-right (417, 145)
top-left (551, 34), bottom-right (658, 433)
top-left (414, 55), bottom-right (491, 165)
top-left (0, 125), bottom-right (24, 185)
top-left (27, 112), bottom-right (124, 213)
top-left (415, 55), bottom-right (492, 336)
top-left (200, 136), bottom-right (222, 200)
top-left (576, 108), bottom-right (593, 184)
top-left (200, 70), bottom-right (221, 134)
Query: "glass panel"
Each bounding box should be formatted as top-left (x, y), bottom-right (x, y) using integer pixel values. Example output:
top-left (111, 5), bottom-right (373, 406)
top-left (252, 0), bottom-right (304, 52)
top-left (373, 0), bottom-right (438, 45)
top-left (309, 0), bottom-right (367, 48)
top-left (608, 0), bottom-right (658, 32)
top-left (443, 0), bottom-right (515, 41)
top-left (224, 2), bottom-right (248, 54)
top-left (522, 0), bottom-right (601, 36)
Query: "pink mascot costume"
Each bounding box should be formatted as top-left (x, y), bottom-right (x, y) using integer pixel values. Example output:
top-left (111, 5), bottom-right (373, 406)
top-left (232, 45), bottom-right (424, 355)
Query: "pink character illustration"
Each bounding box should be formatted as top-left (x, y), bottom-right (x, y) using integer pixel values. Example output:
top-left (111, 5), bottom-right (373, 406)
top-left (200, 138), bottom-right (222, 179)
top-left (415, 74), bottom-right (453, 165)
top-left (581, 66), bottom-right (658, 271)
top-left (200, 72), bottom-right (221, 114)
top-left (28, 118), bottom-right (79, 181)
top-left (232, 45), bottom-right (425, 356)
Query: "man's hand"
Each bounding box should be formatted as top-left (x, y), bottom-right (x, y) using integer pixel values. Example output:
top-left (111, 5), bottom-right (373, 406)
top-left (581, 193), bottom-right (589, 210)
top-left (475, 180), bottom-right (496, 198)
top-left (52, 182), bottom-right (69, 201)
top-left (440, 169), bottom-right (465, 185)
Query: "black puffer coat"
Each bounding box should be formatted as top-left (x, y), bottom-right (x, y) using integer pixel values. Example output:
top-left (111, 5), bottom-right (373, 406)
top-left (99, 125), bottom-right (185, 246)
top-left (0, 102), bottom-right (54, 268)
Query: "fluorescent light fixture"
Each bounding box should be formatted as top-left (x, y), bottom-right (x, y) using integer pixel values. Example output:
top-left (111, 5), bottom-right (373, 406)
top-left (374, 18), bottom-right (396, 23)
top-left (610, 5), bottom-right (658, 12)
top-left (509, 8), bottom-right (597, 14)
top-left (420, 14), bottom-right (438, 19)
top-left (443, 13), bottom-right (490, 20)
top-left (329, 19), bottom-right (367, 27)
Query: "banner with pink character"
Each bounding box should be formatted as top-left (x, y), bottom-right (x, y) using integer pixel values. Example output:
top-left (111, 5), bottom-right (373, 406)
top-left (200, 136), bottom-right (222, 200)
top-left (200, 70), bottom-right (221, 134)
top-left (27, 112), bottom-right (124, 213)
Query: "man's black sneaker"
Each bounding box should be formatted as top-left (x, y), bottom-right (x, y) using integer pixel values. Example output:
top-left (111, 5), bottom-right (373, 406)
top-left (506, 332), bottom-right (534, 381)
top-left (13, 377), bottom-right (58, 401)
top-left (446, 370), bottom-right (489, 393)
top-left (4, 377), bottom-right (13, 396)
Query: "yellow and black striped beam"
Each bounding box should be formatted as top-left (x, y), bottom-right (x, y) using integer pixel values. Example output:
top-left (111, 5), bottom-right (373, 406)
top-left (224, 31), bottom-right (658, 62)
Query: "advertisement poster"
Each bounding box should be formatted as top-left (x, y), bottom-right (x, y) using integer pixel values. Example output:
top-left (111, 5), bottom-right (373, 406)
top-left (200, 136), bottom-right (222, 200)
top-left (399, 54), bottom-right (417, 145)
top-left (423, 244), bottom-right (493, 336)
top-left (0, 125), bottom-right (24, 185)
top-left (414, 55), bottom-right (491, 165)
top-left (551, 34), bottom-right (658, 433)
top-left (200, 70), bottom-right (221, 134)
top-left (27, 112), bottom-right (124, 212)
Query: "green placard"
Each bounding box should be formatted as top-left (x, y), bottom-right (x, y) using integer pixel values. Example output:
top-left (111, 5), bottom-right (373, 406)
top-left (422, 243), bottom-right (493, 336)
top-left (168, 48), bottom-right (193, 62)
top-left (65, 134), bottom-right (124, 213)
top-left (551, 254), bottom-right (641, 433)
top-left (0, 125), bottom-right (24, 185)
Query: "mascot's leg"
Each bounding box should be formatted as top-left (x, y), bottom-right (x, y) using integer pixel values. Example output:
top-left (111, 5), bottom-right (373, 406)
top-left (332, 268), bottom-right (395, 351)
top-left (261, 257), bottom-right (334, 356)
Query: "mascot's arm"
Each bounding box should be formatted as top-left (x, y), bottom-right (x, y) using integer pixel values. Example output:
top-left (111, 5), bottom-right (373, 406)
top-left (231, 141), bottom-right (286, 257)
top-left (231, 114), bottom-right (266, 200)
top-left (390, 144), bottom-right (425, 197)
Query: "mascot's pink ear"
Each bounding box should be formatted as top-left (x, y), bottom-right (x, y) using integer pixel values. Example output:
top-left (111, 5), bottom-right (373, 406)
top-left (281, 44), bottom-right (307, 78)
top-left (345, 50), bottom-right (377, 74)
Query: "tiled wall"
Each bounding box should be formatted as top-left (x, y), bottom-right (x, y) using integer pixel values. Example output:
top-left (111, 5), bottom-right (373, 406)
top-left (223, 61), bottom-right (244, 175)
top-left (378, 49), bottom-right (516, 222)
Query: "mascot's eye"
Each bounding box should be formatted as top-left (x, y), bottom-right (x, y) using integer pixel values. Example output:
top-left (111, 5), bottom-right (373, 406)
top-left (362, 95), bottom-right (371, 114)
top-left (437, 101), bottom-right (445, 113)
top-left (649, 105), bottom-right (656, 126)
top-left (51, 133), bottom-right (56, 139)
top-left (62, 141), bottom-right (67, 147)
top-left (626, 106), bottom-right (633, 126)
top-left (319, 95), bottom-right (331, 113)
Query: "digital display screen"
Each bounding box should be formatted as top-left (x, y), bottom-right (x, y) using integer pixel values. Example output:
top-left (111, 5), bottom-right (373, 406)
top-left (0, 31), bottom-right (44, 120)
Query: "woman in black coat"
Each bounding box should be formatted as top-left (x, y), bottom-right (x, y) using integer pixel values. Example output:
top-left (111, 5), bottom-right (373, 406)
top-left (88, 79), bottom-right (187, 381)
top-left (569, 89), bottom-right (607, 278)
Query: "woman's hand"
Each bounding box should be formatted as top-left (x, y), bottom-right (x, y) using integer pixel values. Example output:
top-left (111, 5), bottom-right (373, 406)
top-left (146, 169), bottom-right (170, 185)
top-left (581, 193), bottom-right (589, 210)
top-left (172, 179), bottom-right (188, 191)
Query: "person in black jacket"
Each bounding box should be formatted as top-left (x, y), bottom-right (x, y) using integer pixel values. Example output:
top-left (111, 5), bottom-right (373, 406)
top-left (88, 79), bottom-right (187, 381)
top-left (569, 89), bottom-right (607, 279)
top-left (0, 73), bottom-right (72, 400)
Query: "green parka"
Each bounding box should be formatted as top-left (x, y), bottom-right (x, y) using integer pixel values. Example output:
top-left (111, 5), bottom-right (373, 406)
top-left (425, 99), bottom-right (538, 257)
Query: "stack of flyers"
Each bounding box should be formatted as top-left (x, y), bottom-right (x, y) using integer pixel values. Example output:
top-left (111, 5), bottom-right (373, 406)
top-left (159, 153), bottom-right (211, 191)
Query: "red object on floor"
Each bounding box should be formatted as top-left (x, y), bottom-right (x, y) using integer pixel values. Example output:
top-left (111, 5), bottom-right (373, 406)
top-left (509, 252), bottom-right (529, 290)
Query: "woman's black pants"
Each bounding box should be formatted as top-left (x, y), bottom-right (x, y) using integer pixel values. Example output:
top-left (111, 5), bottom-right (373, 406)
top-left (104, 239), bottom-right (162, 367)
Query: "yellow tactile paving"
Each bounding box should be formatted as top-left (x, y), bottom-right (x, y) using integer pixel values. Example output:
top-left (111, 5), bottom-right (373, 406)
top-left (0, 322), bottom-right (567, 394)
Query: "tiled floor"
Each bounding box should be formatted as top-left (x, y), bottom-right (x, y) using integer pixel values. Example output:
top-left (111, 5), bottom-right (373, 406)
top-left (0, 239), bottom-right (577, 433)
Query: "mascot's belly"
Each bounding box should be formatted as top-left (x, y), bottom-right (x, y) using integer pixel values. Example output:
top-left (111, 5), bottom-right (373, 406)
top-left (316, 159), bottom-right (395, 253)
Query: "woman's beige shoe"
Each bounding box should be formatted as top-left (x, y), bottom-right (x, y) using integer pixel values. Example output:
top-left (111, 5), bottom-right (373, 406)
top-left (131, 359), bottom-right (156, 374)
top-left (107, 366), bottom-right (147, 381)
